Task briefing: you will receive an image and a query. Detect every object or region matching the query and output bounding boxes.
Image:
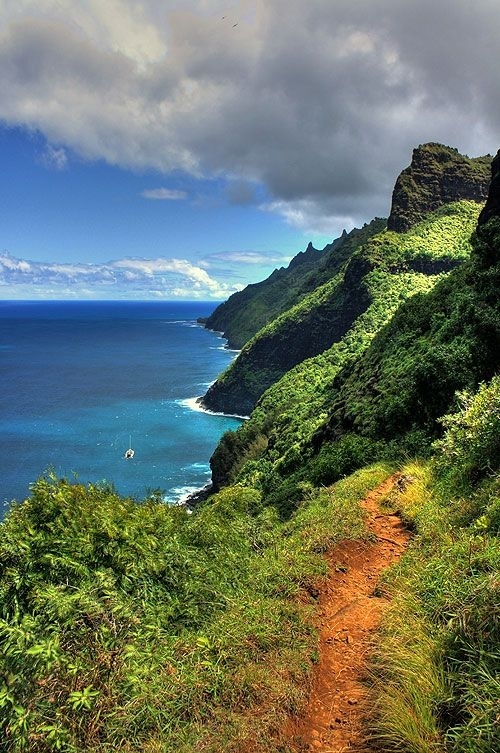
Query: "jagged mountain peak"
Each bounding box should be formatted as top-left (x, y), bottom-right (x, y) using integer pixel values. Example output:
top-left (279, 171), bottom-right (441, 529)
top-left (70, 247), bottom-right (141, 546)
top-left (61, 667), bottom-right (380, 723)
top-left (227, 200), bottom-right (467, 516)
top-left (387, 142), bottom-right (490, 232)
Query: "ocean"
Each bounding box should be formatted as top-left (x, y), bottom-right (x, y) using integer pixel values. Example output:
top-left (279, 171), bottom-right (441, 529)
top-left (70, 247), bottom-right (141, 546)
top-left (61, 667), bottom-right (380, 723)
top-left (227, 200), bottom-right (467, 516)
top-left (0, 300), bottom-right (243, 515)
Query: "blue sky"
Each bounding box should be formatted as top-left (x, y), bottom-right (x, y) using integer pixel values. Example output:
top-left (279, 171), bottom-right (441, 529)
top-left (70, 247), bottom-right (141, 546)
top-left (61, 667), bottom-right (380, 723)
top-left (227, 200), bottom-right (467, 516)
top-left (0, 1), bottom-right (498, 300)
top-left (0, 126), bottom-right (309, 299)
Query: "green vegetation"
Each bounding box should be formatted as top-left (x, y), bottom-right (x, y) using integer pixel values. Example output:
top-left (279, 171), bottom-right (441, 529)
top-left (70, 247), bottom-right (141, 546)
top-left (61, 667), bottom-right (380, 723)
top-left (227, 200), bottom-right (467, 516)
top-left (0, 465), bottom-right (388, 752)
top-left (210, 200), bottom-right (484, 498)
top-left (1, 148), bottom-right (498, 751)
top-left (203, 202), bottom-right (479, 416)
top-left (370, 376), bottom-right (500, 752)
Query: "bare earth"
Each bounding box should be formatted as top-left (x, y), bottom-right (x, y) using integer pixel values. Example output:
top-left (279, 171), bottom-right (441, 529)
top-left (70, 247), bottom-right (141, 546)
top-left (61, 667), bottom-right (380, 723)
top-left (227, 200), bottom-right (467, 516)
top-left (287, 474), bottom-right (411, 752)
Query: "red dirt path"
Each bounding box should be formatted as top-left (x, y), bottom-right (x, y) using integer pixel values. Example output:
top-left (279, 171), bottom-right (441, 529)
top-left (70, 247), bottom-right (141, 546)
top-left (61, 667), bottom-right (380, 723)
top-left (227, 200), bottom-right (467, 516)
top-left (287, 474), bottom-right (411, 752)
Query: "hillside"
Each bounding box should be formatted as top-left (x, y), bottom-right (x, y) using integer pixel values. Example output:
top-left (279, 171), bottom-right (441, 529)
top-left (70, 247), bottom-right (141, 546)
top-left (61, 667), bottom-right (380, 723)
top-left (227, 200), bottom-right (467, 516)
top-left (202, 221), bottom-right (384, 350)
top-left (201, 220), bottom-right (382, 416)
top-left (209, 208), bottom-right (499, 513)
top-left (201, 144), bottom-right (489, 417)
top-left (205, 199), bottom-right (480, 428)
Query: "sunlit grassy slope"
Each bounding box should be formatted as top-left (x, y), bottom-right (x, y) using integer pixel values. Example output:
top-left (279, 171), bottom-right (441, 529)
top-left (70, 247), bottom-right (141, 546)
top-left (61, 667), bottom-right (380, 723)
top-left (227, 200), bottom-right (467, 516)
top-left (203, 202), bottom-right (479, 416)
top-left (210, 200), bottom-right (485, 505)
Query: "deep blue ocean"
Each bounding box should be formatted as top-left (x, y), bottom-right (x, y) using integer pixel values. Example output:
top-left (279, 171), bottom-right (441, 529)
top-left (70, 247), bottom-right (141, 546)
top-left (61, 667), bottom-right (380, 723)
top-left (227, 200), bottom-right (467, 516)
top-left (0, 300), bottom-right (242, 516)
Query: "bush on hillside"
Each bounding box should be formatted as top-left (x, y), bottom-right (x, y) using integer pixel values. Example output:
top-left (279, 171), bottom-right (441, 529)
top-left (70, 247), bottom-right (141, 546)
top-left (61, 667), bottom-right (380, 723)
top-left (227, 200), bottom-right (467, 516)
top-left (434, 376), bottom-right (500, 485)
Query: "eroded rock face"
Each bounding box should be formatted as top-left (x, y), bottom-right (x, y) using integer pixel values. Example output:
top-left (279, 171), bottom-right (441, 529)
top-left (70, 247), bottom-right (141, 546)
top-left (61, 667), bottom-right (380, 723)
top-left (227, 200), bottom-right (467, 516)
top-left (478, 150), bottom-right (500, 225)
top-left (388, 143), bottom-right (490, 233)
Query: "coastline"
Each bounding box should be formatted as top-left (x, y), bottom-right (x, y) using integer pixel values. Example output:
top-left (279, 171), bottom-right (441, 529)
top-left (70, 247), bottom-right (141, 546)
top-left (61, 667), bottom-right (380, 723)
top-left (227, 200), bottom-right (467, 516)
top-left (174, 393), bottom-right (248, 508)
top-left (163, 318), bottom-right (244, 509)
top-left (181, 395), bottom-right (249, 421)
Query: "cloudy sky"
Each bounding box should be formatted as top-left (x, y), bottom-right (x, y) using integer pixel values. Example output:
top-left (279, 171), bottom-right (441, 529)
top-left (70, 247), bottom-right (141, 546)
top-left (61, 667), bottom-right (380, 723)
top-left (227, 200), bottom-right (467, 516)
top-left (0, 0), bottom-right (498, 300)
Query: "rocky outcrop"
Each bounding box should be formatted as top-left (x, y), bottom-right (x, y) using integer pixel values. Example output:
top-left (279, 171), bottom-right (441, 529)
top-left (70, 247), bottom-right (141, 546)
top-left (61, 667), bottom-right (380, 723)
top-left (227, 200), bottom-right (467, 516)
top-left (478, 149), bottom-right (500, 225)
top-left (388, 143), bottom-right (490, 232)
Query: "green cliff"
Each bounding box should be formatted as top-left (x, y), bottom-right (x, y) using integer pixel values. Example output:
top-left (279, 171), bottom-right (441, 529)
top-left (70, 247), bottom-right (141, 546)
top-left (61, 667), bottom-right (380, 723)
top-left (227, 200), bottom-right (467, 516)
top-left (209, 199), bottom-right (484, 496)
top-left (202, 144), bottom-right (489, 418)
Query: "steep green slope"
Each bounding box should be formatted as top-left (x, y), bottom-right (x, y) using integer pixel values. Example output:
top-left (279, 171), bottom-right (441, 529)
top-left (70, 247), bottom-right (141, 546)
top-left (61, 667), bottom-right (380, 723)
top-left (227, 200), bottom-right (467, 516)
top-left (202, 241), bottom-right (324, 349)
top-left (203, 221), bottom-right (384, 349)
top-left (317, 212), bottom-right (500, 450)
top-left (209, 200), bottom-right (483, 494)
top-left (201, 219), bottom-right (385, 415)
top-left (205, 143), bottom-right (490, 355)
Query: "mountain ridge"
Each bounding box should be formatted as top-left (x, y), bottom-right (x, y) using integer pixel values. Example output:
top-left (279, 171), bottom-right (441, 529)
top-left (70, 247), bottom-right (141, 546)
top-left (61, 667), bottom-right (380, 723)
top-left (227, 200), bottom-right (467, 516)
top-left (201, 144), bottom-right (489, 418)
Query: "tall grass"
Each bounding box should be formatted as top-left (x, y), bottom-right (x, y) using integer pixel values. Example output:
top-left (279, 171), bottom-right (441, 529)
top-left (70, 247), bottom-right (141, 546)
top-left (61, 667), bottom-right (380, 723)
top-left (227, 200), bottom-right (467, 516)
top-left (0, 464), bottom-right (392, 752)
top-left (369, 378), bottom-right (500, 753)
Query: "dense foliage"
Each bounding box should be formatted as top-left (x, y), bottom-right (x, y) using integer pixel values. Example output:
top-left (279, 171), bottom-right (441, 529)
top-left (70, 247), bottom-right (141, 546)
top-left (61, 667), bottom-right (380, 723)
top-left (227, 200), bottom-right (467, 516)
top-left (321, 215), bottom-right (500, 447)
top-left (210, 200), bottom-right (484, 502)
top-left (203, 202), bottom-right (478, 417)
top-left (0, 465), bottom-right (387, 752)
top-left (371, 376), bottom-right (500, 752)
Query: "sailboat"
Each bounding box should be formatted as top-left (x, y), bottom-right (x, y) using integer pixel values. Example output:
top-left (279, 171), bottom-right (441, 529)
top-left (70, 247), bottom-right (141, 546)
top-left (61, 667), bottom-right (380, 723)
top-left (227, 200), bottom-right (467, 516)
top-left (124, 435), bottom-right (135, 459)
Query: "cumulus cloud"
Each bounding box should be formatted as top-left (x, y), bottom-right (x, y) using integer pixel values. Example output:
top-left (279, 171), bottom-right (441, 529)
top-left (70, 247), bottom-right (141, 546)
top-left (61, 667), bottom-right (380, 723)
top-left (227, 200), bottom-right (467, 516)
top-left (141, 187), bottom-right (187, 200)
top-left (0, 0), bottom-right (498, 229)
top-left (0, 251), bottom-right (237, 299)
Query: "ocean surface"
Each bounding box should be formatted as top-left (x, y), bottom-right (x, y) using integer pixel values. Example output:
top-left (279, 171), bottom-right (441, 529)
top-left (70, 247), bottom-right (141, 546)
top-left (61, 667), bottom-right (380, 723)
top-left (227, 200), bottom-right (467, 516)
top-left (0, 300), bottom-right (243, 516)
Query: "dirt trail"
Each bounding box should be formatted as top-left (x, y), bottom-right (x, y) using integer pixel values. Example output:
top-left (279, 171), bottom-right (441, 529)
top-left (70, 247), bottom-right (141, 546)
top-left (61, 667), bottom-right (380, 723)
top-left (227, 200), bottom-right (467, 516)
top-left (288, 474), bottom-right (411, 752)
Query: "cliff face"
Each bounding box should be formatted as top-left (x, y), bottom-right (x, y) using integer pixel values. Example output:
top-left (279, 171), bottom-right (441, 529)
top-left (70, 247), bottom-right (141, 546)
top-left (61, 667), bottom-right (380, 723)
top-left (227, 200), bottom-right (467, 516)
top-left (201, 220), bottom-right (385, 416)
top-left (208, 151), bottom-right (498, 505)
top-left (202, 144), bottom-right (490, 421)
top-left (208, 199), bottom-right (483, 490)
top-left (387, 143), bottom-right (490, 232)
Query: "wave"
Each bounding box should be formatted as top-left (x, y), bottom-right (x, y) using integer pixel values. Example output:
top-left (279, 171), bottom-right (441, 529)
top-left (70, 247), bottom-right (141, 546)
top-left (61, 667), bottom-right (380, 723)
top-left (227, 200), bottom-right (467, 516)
top-left (180, 396), bottom-right (249, 420)
top-left (163, 483), bottom-right (212, 508)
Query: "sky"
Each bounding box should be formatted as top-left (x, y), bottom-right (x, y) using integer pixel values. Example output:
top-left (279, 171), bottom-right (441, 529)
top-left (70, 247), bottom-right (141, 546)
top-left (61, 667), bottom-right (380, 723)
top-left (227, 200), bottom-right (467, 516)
top-left (0, 0), bottom-right (498, 300)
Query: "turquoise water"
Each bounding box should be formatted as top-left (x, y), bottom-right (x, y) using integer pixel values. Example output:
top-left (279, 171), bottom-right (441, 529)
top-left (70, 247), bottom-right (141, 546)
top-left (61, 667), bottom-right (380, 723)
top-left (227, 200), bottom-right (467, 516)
top-left (0, 301), bottom-right (242, 513)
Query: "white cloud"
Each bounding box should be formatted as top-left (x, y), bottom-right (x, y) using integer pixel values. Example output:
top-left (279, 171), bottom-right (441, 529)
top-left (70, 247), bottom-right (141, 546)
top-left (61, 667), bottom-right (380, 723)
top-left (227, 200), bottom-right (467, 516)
top-left (141, 187), bottom-right (188, 200)
top-left (202, 250), bottom-right (293, 266)
top-left (0, 251), bottom-right (237, 299)
top-left (39, 143), bottom-right (68, 170)
top-left (0, 1), bottom-right (498, 230)
top-left (262, 199), bottom-right (359, 239)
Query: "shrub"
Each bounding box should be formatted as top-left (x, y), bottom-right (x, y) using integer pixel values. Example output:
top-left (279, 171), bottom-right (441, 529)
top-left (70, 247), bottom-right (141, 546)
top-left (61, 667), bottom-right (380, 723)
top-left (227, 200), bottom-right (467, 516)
top-left (434, 376), bottom-right (500, 485)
